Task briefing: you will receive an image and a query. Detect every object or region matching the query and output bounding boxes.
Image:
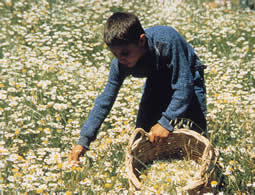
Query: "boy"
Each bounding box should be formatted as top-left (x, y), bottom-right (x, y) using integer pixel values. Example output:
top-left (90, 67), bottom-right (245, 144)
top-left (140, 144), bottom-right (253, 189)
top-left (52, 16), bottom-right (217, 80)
top-left (68, 12), bottom-right (207, 163)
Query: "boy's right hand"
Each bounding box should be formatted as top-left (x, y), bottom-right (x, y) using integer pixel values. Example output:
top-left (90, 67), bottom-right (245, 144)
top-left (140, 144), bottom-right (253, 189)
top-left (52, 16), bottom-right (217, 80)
top-left (68, 145), bottom-right (86, 165)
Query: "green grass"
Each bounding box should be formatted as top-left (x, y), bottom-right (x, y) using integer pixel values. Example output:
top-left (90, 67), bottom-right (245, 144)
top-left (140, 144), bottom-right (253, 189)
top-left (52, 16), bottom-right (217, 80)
top-left (0, 0), bottom-right (254, 194)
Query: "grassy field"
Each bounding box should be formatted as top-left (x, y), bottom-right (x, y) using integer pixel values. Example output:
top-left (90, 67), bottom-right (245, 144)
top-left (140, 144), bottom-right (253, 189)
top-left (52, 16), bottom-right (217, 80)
top-left (0, 0), bottom-right (254, 194)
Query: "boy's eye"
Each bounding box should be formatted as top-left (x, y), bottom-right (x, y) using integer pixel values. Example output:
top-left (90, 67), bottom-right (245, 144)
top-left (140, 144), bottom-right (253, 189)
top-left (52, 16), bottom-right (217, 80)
top-left (120, 51), bottom-right (129, 57)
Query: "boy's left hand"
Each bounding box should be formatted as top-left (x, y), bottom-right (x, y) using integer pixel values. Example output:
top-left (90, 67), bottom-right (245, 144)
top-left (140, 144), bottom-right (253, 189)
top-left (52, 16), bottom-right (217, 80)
top-left (148, 123), bottom-right (170, 143)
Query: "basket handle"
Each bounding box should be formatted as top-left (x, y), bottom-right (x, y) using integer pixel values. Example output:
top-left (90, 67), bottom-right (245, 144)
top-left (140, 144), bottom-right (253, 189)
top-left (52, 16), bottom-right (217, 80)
top-left (128, 128), bottom-right (149, 151)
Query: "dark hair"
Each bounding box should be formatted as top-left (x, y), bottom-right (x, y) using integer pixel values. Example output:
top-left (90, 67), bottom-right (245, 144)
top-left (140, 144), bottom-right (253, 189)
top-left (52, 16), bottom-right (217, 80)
top-left (104, 12), bottom-right (145, 47)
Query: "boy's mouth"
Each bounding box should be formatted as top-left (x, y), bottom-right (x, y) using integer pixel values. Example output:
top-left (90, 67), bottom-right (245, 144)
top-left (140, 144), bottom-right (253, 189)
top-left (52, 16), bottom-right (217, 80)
top-left (119, 60), bottom-right (136, 68)
top-left (119, 60), bottom-right (128, 65)
top-left (125, 62), bottom-right (136, 68)
top-left (120, 61), bottom-right (131, 67)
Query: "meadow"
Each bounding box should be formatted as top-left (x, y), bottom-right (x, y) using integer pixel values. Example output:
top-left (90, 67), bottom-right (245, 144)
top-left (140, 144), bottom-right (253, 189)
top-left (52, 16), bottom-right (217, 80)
top-left (0, 0), bottom-right (254, 194)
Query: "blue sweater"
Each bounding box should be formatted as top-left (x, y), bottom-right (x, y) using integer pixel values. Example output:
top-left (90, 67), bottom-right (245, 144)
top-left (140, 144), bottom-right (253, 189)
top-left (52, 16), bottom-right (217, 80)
top-left (78, 26), bottom-right (207, 149)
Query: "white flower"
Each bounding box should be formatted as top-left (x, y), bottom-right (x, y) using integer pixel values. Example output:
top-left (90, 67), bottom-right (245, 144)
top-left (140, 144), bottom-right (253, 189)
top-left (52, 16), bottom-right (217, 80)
top-left (37, 80), bottom-right (52, 89)
top-left (38, 104), bottom-right (47, 111)
top-left (7, 176), bottom-right (15, 182)
top-left (9, 101), bottom-right (18, 107)
top-left (57, 96), bottom-right (65, 101)
top-left (0, 92), bottom-right (7, 100)
top-left (58, 72), bottom-right (69, 80)
top-left (8, 87), bottom-right (16, 92)
top-left (53, 103), bottom-right (68, 111)
top-left (7, 153), bottom-right (19, 161)
top-left (240, 148), bottom-right (246, 154)
top-left (41, 64), bottom-right (49, 71)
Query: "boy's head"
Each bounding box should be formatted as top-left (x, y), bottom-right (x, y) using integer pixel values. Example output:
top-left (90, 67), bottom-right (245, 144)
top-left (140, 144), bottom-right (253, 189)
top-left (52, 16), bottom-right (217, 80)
top-left (104, 12), bottom-right (145, 46)
top-left (104, 12), bottom-right (147, 68)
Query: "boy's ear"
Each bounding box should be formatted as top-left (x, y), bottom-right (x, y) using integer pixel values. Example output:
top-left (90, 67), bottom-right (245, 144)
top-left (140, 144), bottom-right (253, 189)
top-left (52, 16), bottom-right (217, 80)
top-left (138, 33), bottom-right (146, 47)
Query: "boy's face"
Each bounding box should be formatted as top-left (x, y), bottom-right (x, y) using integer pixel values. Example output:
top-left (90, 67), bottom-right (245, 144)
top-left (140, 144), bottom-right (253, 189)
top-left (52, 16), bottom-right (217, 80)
top-left (109, 35), bottom-right (147, 68)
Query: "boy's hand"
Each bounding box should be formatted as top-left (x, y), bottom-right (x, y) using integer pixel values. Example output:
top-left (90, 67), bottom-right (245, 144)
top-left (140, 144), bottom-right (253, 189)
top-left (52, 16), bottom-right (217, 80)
top-left (148, 123), bottom-right (170, 143)
top-left (68, 145), bottom-right (86, 165)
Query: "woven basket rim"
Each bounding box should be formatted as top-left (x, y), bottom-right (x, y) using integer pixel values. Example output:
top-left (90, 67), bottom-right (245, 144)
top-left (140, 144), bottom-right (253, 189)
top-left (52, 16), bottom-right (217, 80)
top-left (126, 128), bottom-right (219, 192)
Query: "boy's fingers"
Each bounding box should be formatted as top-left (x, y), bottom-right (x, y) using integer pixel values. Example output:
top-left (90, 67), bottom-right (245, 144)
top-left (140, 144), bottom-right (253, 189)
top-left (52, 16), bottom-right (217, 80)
top-left (159, 137), bottom-right (167, 143)
top-left (72, 153), bottom-right (78, 161)
top-left (68, 150), bottom-right (80, 163)
top-left (68, 145), bottom-right (86, 165)
top-left (148, 134), bottom-right (167, 143)
top-left (148, 133), bottom-right (154, 143)
top-left (68, 152), bottom-right (75, 163)
top-left (68, 153), bottom-right (81, 166)
top-left (68, 151), bottom-right (73, 161)
top-left (148, 134), bottom-right (159, 143)
top-left (154, 136), bottom-right (159, 143)
top-left (68, 154), bottom-right (72, 162)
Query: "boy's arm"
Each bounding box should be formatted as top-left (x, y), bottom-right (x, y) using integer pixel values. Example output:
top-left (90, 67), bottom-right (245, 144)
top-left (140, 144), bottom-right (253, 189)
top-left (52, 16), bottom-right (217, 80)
top-left (157, 38), bottom-right (196, 131)
top-left (77, 59), bottom-right (125, 149)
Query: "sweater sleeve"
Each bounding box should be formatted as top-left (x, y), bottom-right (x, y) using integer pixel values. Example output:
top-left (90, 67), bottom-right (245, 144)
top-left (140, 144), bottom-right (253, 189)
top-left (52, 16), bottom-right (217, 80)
top-left (158, 37), bottom-right (194, 131)
top-left (77, 59), bottom-right (125, 149)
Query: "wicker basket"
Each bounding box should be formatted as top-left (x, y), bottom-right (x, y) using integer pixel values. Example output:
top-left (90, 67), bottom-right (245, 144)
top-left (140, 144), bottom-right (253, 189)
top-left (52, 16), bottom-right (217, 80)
top-left (126, 128), bottom-right (219, 193)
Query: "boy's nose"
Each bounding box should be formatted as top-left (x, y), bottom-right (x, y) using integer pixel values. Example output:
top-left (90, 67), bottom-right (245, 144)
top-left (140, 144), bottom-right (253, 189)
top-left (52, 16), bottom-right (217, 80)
top-left (119, 58), bottom-right (128, 64)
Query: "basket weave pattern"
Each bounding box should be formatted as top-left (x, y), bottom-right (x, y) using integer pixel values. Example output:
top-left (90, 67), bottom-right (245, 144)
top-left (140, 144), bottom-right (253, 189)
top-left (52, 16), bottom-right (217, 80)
top-left (126, 128), bottom-right (219, 193)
